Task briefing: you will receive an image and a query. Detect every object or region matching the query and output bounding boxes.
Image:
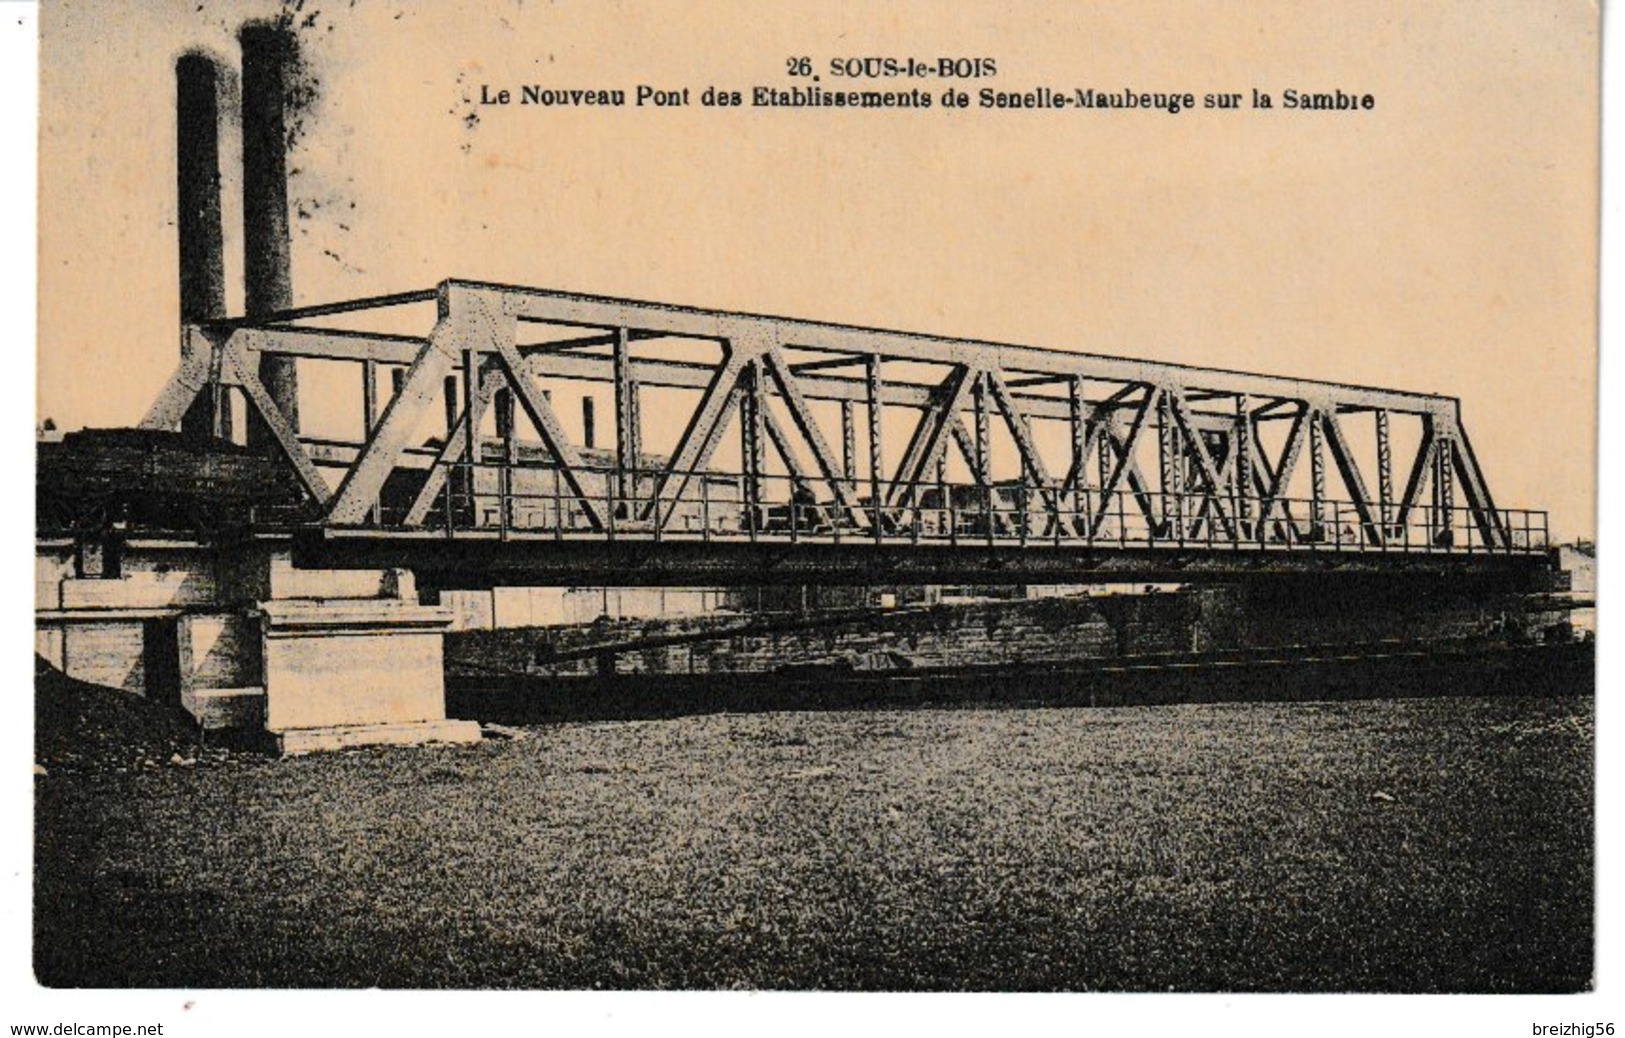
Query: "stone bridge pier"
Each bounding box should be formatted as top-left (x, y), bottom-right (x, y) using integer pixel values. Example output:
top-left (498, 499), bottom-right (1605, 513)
top-left (35, 535), bottom-right (481, 754)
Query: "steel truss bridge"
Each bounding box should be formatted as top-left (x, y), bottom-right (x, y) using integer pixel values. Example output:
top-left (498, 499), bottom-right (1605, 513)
top-left (141, 279), bottom-right (1550, 588)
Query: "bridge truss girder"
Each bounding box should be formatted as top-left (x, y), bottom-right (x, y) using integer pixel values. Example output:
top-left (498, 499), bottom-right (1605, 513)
top-left (141, 279), bottom-right (1538, 557)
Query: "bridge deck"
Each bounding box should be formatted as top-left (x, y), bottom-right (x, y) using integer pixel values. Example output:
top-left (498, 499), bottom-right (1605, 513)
top-left (296, 525), bottom-right (1560, 591)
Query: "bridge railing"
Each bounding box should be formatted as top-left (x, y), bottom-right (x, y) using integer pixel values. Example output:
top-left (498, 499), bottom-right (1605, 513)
top-left (351, 458), bottom-right (1549, 556)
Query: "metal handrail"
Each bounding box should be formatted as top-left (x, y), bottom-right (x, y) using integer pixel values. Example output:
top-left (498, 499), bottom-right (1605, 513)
top-left (363, 456), bottom-right (1550, 556)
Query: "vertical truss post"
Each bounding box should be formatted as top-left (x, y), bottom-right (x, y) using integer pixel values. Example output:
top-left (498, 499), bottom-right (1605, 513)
top-left (741, 358), bottom-right (765, 539)
top-left (212, 380), bottom-right (233, 442)
top-left (629, 380), bottom-right (642, 504)
top-left (495, 387), bottom-right (515, 536)
top-left (1068, 376), bottom-right (1087, 495)
top-left (1174, 401), bottom-right (1188, 540)
top-left (935, 450), bottom-right (947, 537)
top-left (1234, 395), bottom-right (1252, 537)
top-left (362, 360), bottom-right (379, 433)
top-left (841, 399), bottom-right (857, 491)
top-left (1097, 412), bottom-right (1114, 534)
top-left (619, 383), bottom-right (639, 521)
top-left (972, 372), bottom-right (990, 486)
top-left (613, 327), bottom-right (637, 511)
top-left (1069, 377), bottom-right (1092, 532)
top-left (1308, 408), bottom-right (1326, 540)
top-left (442, 377), bottom-right (459, 442)
top-left (867, 356), bottom-right (883, 542)
top-left (1157, 389), bottom-right (1177, 540)
top-left (441, 375), bottom-right (459, 530)
top-left (210, 334), bottom-right (234, 442)
top-left (360, 359), bottom-right (378, 536)
top-left (462, 349), bottom-right (480, 529)
top-left (1434, 433), bottom-right (1455, 546)
top-left (972, 376), bottom-right (993, 543)
top-left (1376, 409), bottom-right (1393, 535)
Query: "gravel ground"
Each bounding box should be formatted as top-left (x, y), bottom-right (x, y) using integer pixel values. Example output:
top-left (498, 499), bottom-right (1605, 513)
top-left (34, 683), bottom-right (1592, 991)
top-left (34, 661), bottom-right (235, 776)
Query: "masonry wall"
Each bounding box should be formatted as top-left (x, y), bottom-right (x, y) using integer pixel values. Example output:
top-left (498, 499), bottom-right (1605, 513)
top-left (449, 594), bottom-right (1161, 679)
top-left (446, 585), bottom-right (1571, 683)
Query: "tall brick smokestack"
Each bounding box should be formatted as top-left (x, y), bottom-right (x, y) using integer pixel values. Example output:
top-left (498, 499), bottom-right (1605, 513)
top-left (176, 52), bottom-right (229, 441)
top-left (240, 21), bottom-right (300, 440)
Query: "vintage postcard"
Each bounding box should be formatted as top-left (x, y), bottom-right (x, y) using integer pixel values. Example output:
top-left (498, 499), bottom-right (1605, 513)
top-left (21, 0), bottom-right (1604, 1030)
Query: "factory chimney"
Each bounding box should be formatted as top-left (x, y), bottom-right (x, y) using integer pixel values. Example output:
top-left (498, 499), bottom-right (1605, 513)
top-left (240, 21), bottom-right (300, 441)
top-left (175, 52), bottom-right (227, 441)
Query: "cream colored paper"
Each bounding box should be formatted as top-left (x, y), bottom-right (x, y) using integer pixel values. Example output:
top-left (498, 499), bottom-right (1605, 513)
top-left (25, 0), bottom-right (1604, 1021)
top-left (38, 1), bottom-right (1597, 540)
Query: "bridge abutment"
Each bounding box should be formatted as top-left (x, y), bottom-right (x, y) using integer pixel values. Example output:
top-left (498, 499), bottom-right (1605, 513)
top-left (35, 537), bottom-right (482, 755)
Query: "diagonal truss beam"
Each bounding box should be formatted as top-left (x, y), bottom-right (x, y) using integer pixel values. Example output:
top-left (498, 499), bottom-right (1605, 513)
top-left (1099, 431), bottom-right (1161, 535)
top-left (948, 418), bottom-right (982, 483)
top-left (646, 343), bottom-right (758, 527)
top-left (403, 365), bottom-right (505, 526)
top-left (491, 337), bottom-right (606, 533)
top-left (1165, 389), bottom-right (1237, 539)
top-left (1449, 425), bottom-right (1509, 548)
top-left (1255, 406), bottom-right (1309, 532)
top-left (983, 370), bottom-right (1057, 498)
top-left (884, 365), bottom-right (977, 510)
top-left (225, 342), bottom-right (330, 506)
top-left (140, 327), bottom-right (219, 431)
top-left (327, 316), bottom-right (462, 524)
top-left (1319, 409), bottom-right (1383, 546)
top-left (1090, 386), bottom-right (1158, 536)
top-left (1061, 383), bottom-right (1139, 498)
top-left (983, 368), bottom-right (1066, 538)
top-left (1393, 417), bottom-right (1438, 531)
top-left (760, 401), bottom-right (807, 483)
top-left (761, 345), bottom-right (869, 528)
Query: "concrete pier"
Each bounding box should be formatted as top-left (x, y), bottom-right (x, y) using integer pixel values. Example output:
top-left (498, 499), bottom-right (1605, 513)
top-left (35, 535), bottom-right (481, 754)
top-left (258, 597), bottom-right (477, 754)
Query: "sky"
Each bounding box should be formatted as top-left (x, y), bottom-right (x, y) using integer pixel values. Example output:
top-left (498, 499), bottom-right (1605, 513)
top-left (36, 0), bottom-right (1599, 537)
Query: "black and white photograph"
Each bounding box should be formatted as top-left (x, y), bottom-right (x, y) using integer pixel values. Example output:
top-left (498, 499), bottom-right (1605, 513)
top-left (14, 0), bottom-right (1609, 1030)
